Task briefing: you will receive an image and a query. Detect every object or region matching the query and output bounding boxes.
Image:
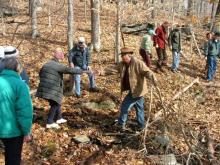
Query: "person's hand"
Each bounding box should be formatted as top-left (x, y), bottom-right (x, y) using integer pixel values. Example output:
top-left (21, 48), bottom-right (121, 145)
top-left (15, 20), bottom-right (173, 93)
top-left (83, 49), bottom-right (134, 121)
top-left (155, 44), bottom-right (159, 48)
top-left (70, 63), bottom-right (74, 68)
top-left (92, 69), bottom-right (101, 76)
top-left (24, 135), bottom-right (32, 142)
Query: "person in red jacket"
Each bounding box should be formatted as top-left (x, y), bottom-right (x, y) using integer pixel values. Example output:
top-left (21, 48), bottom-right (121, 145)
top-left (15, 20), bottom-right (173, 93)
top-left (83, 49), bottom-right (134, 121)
top-left (153, 21), bottom-right (169, 72)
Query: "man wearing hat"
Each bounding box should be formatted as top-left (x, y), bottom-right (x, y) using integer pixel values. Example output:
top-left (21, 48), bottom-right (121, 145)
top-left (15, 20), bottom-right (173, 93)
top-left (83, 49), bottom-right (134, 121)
top-left (168, 23), bottom-right (182, 73)
top-left (0, 46), bottom-right (29, 85)
top-left (68, 37), bottom-right (98, 97)
top-left (116, 47), bottom-right (157, 131)
top-left (139, 29), bottom-right (156, 68)
top-left (204, 31), bottom-right (220, 81)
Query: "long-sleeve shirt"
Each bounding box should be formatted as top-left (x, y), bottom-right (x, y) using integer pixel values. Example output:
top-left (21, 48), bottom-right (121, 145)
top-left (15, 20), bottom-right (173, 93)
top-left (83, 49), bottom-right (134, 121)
top-left (140, 34), bottom-right (153, 53)
top-left (204, 39), bottom-right (220, 57)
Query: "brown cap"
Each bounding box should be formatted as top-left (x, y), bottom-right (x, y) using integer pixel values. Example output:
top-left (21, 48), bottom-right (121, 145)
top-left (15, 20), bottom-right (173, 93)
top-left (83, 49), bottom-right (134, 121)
top-left (163, 21), bottom-right (169, 25)
top-left (120, 47), bottom-right (133, 55)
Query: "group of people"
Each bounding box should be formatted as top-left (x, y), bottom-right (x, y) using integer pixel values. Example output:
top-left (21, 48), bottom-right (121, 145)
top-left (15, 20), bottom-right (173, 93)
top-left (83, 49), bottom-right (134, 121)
top-left (0, 22), bottom-right (220, 164)
top-left (140, 21), bottom-right (220, 80)
top-left (140, 21), bottom-right (182, 73)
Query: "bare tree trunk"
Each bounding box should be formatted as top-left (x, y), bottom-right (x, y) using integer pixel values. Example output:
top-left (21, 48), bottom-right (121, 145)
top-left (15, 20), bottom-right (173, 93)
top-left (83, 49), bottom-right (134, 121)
top-left (48, 2), bottom-right (51, 27)
top-left (91, 0), bottom-right (101, 52)
top-left (210, 2), bottom-right (217, 31)
top-left (214, 0), bottom-right (220, 32)
top-left (29, 0), bottom-right (32, 16)
top-left (84, 0), bottom-right (87, 23)
top-left (187, 0), bottom-right (193, 16)
top-left (31, 0), bottom-right (39, 38)
top-left (1, 11), bottom-right (6, 35)
top-left (115, 0), bottom-right (121, 64)
top-left (151, 0), bottom-right (155, 19)
top-left (67, 0), bottom-right (74, 51)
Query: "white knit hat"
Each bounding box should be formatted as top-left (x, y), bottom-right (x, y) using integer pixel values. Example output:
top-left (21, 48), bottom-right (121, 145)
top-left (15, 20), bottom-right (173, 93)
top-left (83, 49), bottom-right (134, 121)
top-left (0, 46), bottom-right (5, 59)
top-left (78, 37), bottom-right (85, 43)
top-left (4, 46), bottom-right (19, 58)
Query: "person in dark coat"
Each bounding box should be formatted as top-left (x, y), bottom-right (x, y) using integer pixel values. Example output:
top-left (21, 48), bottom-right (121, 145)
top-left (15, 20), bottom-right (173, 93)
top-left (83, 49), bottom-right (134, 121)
top-left (168, 24), bottom-right (181, 73)
top-left (153, 21), bottom-right (169, 72)
top-left (36, 48), bottom-right (84, 129)
top-left (68, 37), bottom-right (98, 97)
top-left (204, 32), bottom-right (220, 81)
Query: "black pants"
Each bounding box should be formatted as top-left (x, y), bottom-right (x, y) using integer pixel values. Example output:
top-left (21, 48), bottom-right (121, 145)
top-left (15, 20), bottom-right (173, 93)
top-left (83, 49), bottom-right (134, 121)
top-left (156, 47), bottom-right (167, 68)
top-left (1, 136), bottom-right (24, 165)
top-left (139, 48), bottom-right (152, 68)
top-left (47, 99), bottom-right (62, 124)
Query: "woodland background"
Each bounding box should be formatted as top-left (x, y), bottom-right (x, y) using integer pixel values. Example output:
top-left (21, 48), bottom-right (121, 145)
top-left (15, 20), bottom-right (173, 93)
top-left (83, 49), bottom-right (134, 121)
top-left (0, 0), bottom-right (220, 164)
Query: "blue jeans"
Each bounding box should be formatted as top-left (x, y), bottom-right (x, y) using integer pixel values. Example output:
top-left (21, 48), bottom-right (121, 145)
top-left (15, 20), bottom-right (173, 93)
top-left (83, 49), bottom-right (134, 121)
top-left (207, 56), bottom-right (217, 80)
top-left (118, 92), bottom-right (145, 128)
top-left (74, 66), bottom-right (96, 96)
top-left (171, 51), bottom-right (180, 71)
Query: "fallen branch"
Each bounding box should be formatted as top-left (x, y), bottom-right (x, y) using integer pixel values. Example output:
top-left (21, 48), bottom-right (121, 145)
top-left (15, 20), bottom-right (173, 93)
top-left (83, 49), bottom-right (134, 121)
top-left (139, 86), bottom-right (153, 154)
top-left (172, 77), bottom-right (199, 101)
top-left (152, 78), bottom-right (200, 121)
top-left (201, 82), bottom-right (220, 88)
top-left (191, 31), bottom-right (202, 57)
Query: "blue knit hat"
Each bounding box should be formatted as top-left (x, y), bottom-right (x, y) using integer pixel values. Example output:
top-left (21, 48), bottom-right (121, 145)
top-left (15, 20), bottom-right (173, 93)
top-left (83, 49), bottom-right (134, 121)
top-left (148, 29), bottom-right (156, 36)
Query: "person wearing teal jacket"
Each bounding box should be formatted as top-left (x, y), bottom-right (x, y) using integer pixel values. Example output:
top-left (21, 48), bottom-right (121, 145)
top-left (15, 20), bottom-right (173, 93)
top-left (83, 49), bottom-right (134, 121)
top-left (204, 31), bottom-right (220, 81)
top-left (0, 58), bottom-right (33, 165)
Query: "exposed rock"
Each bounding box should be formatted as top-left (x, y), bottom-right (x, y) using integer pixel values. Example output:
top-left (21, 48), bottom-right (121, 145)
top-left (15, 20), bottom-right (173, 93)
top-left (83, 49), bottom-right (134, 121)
top-left (0, 4), bottom-right (18, 17)
top-left (73, 135), bottom-right (90, 143)
top-left (79, 99), bottom-right (116, 110)
top-left (216, 90), bottom-right (220, 97)
top-left (159, 154), bottom-right (177, 165)
top-left (154, 135), bottom-right (170, 148)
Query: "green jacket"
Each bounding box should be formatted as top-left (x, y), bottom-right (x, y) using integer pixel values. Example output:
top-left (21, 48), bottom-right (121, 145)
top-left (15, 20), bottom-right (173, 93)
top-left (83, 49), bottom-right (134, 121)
top-left (0, 70), bottom-right (33, 138)
top-left (168, 28), bottom-right (181, 52)
top-left (204, 39), bottom-right (220, 57)
top-left (140, 34), bottom-right (153, 53)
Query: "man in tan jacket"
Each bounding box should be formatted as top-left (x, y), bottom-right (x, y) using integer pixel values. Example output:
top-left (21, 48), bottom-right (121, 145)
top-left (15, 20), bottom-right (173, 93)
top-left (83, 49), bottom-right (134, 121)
top-left (117, 47), bottom-right (157, 130)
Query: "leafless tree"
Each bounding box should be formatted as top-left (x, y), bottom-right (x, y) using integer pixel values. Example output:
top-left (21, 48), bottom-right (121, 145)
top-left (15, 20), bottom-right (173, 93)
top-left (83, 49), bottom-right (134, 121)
top-left (91, 0), bottom-right (101, 52)
top-left (115, 0), bottom-right (121, 64)
top-left (214, 0), bottom-right (220, 31)
top-left (31, 0), bottom-right (39, 38)
top-left (67, 0), bottom-right (74, 50)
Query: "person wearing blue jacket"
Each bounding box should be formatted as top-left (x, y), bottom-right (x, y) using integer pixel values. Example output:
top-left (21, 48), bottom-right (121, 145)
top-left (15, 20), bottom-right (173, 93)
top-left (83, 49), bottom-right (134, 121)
top-left (204, 31), bottom-right (220, 81)
top-left (68, 37), bottom-right (99, 97)
top-left (0, 58), bottom-right (33, 165)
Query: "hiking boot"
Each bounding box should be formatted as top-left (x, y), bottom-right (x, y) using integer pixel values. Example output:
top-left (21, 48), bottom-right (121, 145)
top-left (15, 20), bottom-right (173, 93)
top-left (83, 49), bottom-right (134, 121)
top-left (56, 118), bottom-right (67, 124)
top-left (75, 94), bottom-right (81, 98)
top-left (89, 87), bottom-right (99, 92)
top-left (115, 123), bottom-right (126, 131)
top-left (46, 123), bottom-right (60, 129)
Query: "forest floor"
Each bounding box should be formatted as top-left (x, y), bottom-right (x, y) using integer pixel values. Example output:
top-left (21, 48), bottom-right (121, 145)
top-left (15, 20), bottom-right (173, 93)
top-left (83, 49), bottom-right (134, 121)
top-left (0, 1), bottom-right (220, 165)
